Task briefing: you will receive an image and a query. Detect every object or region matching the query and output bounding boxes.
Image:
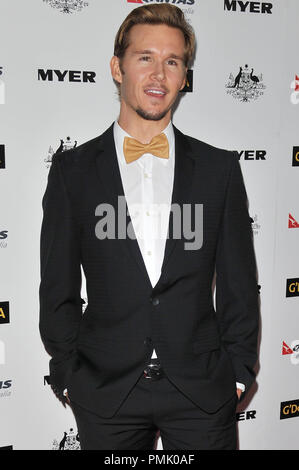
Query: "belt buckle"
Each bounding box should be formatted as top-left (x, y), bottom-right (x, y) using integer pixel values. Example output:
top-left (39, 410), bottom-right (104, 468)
top-left (143, 362), bottom-right (163, 380)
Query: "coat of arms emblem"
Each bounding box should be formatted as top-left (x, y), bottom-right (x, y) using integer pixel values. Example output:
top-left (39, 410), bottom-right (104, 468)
top-left (52, 428), bottom-right (80, 450)
top-left (43, 0), bottom-right (89, 14)
top-left (226, 64), bottom-right (266, 102)
top-left (45, 136), bottom-right (78, 168)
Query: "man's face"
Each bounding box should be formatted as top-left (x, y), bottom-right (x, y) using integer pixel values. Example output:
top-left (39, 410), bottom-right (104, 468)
top-left (112, 23), bottom-right (187, 122)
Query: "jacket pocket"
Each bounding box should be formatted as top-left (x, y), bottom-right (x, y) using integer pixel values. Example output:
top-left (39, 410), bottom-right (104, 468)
top-left (192, 336), bottom-right (220, 354)
top-left (192, 322), bottom-right (221, 354)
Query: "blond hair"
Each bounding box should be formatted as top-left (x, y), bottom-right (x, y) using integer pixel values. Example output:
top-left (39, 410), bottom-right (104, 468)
top-left (113, 4), bottom-right (195, 68)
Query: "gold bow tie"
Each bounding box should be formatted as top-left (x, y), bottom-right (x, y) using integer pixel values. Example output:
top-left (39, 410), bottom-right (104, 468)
top-left (123, 133), bottom-right (169, 164)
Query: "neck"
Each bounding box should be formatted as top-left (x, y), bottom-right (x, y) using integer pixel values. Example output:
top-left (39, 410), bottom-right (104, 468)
top-left (117, 105), bottom-right (171, 144)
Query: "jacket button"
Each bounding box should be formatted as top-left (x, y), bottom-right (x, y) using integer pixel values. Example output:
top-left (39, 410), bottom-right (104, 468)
top-left (151, 297), bottom-right (160, 306)
top-left (144, 337), bottom-right (152, 345)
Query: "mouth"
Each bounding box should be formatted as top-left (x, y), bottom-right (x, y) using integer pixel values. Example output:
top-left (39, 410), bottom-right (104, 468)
top-left (144, 87), bottom-right (167, 98)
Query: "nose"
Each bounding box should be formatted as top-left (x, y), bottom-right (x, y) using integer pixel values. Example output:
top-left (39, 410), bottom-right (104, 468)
top-left (150, 60), bottom-right (166, 82)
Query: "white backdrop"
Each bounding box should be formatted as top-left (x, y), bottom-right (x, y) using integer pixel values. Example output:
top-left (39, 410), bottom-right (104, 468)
top-left (0, 0), bottom-right (298, 450)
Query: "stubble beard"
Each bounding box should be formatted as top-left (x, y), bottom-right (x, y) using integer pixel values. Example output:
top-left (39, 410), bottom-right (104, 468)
top-left (135, 106), bottom-right (171, 122)
top-left (119, 66), bottom-right (176, 122)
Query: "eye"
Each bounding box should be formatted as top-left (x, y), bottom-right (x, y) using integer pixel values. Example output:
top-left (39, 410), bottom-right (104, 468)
top-left (139, 56), bottom-right (151, 62)
top-left (167, 59), bottom-right (178, 66)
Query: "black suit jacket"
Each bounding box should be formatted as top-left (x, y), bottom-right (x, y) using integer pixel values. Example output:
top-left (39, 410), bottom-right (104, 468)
top-left (39, 123), bottom-right (259, 418)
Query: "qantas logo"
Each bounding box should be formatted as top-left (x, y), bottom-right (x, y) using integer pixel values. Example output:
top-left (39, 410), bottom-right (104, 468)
top-left (282, 341), bottom-right (299, 365)
top-left (282, 341), bottom-right (294, 355)
top-left (289, 213), bottom-right (299, 228)
top-left (127, 0), bottom-right (195, 4)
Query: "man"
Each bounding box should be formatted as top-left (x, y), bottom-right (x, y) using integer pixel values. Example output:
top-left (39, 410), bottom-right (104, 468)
top-left (39, 4), bottom-right (259, 450)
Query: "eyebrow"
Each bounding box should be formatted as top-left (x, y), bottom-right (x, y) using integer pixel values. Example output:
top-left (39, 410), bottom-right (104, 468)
top-left (132, 49), bottom-right (184, 60)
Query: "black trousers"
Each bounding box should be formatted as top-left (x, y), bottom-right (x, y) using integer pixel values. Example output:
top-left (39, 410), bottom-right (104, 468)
top-left (70, 373), bottom-right (238, 450)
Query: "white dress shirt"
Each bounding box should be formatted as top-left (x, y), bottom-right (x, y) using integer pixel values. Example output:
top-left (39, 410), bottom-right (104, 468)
top-left (113, 119), bottom-right (175, 359)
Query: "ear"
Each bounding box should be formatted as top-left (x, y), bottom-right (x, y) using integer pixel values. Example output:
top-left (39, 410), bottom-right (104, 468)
top-left (110, 56), bottom-right (123, 85)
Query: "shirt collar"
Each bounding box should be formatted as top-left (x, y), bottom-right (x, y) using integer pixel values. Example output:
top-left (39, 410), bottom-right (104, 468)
top-left (113, 119), bottom-right (174, 167)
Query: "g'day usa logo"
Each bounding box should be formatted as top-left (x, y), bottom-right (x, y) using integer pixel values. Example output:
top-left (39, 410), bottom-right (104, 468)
top-left (280, 399), bottom-right (299, 420)
top-left (0, 302), bottom-right (9, 325)
top-left (286, 278), bottom-right (299, 298)
top-left (292, 147), bottom-right (299, 167)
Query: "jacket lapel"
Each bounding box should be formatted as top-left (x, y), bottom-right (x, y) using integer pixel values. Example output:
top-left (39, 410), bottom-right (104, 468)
top-left (160, 125), bottom-right (195, 278)
top-left (95, 122), bottom-right (195, 289)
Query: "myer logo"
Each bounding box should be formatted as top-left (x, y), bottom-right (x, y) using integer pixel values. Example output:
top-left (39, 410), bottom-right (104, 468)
top-left (38, 69), bottom-right (96, 83)
top-left (236, 150), bottom-right (266, 161)
top-left (236, 410), bottom-right (256, 421)
top-left (224, 1), bottom-right (273, 13)
top-left (280, 399), bottom-right (299, 420)
top-left (286, 278), bottom-right (299, 298)
top-left (0, 302), bottom-right (9, 324)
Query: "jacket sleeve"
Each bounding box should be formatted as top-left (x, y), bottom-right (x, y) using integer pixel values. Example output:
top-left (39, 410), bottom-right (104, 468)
top-left (39, 153), bottom-right (82, 398)
top-left (215, 151), bottom-right (259, 395)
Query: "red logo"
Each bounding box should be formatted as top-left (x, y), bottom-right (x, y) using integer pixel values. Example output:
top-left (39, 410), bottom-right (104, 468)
top-left (127, 0), bottom-right (143, 3)
top-left (295, 75), bottom-right (299, 92)
top-left (289, 213), bottom-right (299, 228)
top-left (282, 341), bottom-right (293, 355)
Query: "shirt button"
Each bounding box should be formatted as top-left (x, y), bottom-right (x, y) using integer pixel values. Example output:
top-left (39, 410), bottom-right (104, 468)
top-left (147, 250), bottom-right (152, 256)
top-left (146, 211), bottom-right (150, 216)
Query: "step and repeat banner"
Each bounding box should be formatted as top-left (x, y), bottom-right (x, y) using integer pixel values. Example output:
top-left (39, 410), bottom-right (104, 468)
top-left (0, 0), bottom-right (298, 450)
